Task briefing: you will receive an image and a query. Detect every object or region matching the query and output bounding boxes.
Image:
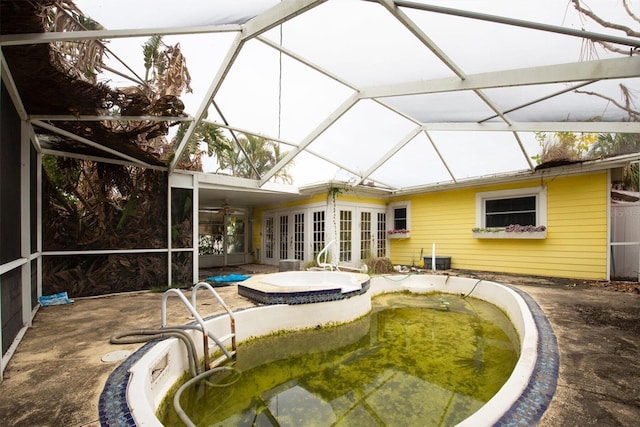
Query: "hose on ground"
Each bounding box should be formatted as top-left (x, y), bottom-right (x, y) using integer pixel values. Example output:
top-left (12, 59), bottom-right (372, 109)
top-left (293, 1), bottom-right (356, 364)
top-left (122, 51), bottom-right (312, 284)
top-left (381, 272), bottom-right (417, 281)
top-left (110, 328), bottom-right (201, 377)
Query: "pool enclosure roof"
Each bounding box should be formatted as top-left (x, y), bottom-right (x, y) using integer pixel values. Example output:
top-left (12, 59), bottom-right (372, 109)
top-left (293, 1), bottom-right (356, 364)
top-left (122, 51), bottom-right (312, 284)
top-left (2, 0), bottom-right (640, 205)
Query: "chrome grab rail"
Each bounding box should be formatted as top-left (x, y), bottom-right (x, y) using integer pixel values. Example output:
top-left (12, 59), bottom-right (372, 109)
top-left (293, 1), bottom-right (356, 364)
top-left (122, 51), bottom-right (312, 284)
top-left (161, 288), bottom-right (233, 370)
top-left (191, 281), bottom-right (236, 362)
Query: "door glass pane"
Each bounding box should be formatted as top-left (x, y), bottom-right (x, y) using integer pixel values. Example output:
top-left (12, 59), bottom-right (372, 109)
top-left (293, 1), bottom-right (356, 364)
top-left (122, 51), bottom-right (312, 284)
top-left (294, 213), bottom-right (305, 261)
top-left (199, 210), bottom-right (224, 255)
top-left (360, 211), bottom-right (371, 260)
top-left (339, 210), bottom-right (352, 262)
top-left (377, 212), bottom-right (387, 257)
top-left (279, 215), bottom-right (289, 259)
top-left (227, 216), bottom-right (245, 254)
top-left (312, 210), bottom-right (325, 257)
top-left (265, 217), bottom-right (274, 259)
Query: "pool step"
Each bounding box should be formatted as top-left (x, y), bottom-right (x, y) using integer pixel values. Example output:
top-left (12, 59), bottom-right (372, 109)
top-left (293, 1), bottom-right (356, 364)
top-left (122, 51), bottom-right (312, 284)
top-left (209, 349), bottom-right (237, 369)
top-left (208, 332), bottom-right (236, 369)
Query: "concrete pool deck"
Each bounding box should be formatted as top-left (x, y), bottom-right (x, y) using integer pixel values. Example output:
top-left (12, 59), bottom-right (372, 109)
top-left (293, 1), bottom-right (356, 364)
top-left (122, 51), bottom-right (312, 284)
top-left (0, 266), bottom-right (638, 426)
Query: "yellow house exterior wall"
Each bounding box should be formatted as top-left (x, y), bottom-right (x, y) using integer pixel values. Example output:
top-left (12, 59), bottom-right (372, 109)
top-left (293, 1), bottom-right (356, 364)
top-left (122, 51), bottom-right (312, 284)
top-left (389, 171), bottom-right (609, 280)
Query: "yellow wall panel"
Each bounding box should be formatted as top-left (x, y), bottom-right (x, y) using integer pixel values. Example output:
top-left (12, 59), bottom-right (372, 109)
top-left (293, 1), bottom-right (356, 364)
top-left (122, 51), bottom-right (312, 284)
top-left (389, 172), bottom-right (609, 280)
top-left (338, 193), bottom-right (387, 206)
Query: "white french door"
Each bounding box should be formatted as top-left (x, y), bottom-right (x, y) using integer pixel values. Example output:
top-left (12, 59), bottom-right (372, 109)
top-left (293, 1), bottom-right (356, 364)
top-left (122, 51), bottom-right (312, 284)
top-left (263, 210), bottom-right (306, 265)
top-left (337, 207), bottom-right (387, 265)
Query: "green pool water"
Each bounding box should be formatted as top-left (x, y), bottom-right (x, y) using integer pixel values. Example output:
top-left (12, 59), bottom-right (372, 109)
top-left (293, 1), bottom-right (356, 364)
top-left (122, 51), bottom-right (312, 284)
top-left (159, 293), bottom-right (519, 426)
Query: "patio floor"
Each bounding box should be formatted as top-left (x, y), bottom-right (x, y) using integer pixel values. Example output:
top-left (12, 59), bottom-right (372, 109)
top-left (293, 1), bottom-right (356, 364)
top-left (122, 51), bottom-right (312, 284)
top-left (0, 266), bottom-right (638, 426)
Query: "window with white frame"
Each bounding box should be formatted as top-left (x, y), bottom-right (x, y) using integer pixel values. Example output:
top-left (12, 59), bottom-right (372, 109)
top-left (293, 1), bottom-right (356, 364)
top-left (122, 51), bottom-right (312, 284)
top-left (389, 202), bottom-right (411, 232)
top-left (476, 187), bottom-right (547, 229)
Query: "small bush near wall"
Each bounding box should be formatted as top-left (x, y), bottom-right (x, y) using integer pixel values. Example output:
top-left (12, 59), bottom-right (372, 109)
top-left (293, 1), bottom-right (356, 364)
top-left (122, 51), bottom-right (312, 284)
top-left (366, 257), bottom-right (394, 274)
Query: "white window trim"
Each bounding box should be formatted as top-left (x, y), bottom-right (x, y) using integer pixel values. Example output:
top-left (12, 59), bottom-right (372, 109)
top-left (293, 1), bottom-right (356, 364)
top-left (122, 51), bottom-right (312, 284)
top-left (475, 187), bottom-right (547, 237)
top-left (388, 201), bottom-right (411, 235)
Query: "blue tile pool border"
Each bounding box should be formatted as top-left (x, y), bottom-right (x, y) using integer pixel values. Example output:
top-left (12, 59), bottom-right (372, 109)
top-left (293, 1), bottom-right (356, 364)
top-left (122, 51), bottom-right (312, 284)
top-left (493, 285), bottom-right (559, 427)
top-left (99, 340), bottom-right (153, 427)
top-left (99, 283), bottom-right (559, 426)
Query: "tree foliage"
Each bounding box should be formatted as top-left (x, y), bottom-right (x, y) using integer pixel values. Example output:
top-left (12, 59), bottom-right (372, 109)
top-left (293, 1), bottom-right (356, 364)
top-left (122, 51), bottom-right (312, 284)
top-left (533, 131), bottom-right (598, 164)
top-left (589, 133), bottom-right (640, 190)
top-left (533, 131), bottom-right (639, 190)
top-left (217, 134), bottom-right (293, 184)
top-left (43, 0), bottom-right (105, 83)
top-left (41, 29), bottom-right (195, 295)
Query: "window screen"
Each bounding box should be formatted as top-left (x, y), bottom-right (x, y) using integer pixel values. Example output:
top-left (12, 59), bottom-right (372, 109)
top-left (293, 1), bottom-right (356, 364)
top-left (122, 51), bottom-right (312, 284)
top-left (393, 207), bottom-right (407, 230)
top-left (485, 196), bottom-right (536, 227)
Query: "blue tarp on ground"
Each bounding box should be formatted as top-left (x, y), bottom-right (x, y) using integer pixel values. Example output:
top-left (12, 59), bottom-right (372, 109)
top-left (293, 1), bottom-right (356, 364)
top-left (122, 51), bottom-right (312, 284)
top-left (39, 292), bottom-right (74, 306)
top-left (206, 274), bottom-right (250, 284)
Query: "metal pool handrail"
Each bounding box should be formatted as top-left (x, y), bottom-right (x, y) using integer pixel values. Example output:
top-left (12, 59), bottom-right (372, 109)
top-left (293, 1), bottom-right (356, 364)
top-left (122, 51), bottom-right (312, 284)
top-left (316, 239), bottom-right (368, 273)
top-left (317, 239), bottom-right (338, 270)
top-left (191, 281), bottom-right (237, 365)
top-left (160, 289), bottom-right (233, 370)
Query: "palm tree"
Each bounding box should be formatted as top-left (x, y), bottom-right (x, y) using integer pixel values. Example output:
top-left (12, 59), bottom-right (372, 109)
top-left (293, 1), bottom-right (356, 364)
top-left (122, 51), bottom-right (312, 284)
top-left (172, 115), bottom-right (232, 171)
top-left (218, 134), bottom-right (293, 183)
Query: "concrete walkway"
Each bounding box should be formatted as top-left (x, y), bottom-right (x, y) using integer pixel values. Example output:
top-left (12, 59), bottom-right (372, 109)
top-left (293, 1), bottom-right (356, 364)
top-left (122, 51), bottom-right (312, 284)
top-left (0, 269), bottom-right (638, 426)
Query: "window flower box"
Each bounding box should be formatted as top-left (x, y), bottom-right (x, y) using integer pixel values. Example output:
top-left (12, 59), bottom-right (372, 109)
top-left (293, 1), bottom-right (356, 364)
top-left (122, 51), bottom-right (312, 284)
top-left (388, 229), bottom-right (410, 239)
top-left (472, 225), bottom-right (547, 239)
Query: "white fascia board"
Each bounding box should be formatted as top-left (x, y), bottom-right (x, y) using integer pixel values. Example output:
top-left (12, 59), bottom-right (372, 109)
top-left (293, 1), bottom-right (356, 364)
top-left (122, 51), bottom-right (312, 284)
top-left (420, 121), bottom-right (640, 133)
top-left (362, 56), bottom-right (640, 99)
top-left (197, 171), bottom-right (300, 195)
top-left (168, 172), bottom-right (195, 189)
top-left (298, 181), bottom-right (394, 198)
top-left (197, 172), bottom-right (262, 188)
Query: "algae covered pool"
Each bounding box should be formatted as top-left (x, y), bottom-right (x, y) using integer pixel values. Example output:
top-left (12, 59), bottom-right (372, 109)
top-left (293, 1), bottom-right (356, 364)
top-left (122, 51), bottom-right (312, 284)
top-left (159, 293), bottom-right (519, 426)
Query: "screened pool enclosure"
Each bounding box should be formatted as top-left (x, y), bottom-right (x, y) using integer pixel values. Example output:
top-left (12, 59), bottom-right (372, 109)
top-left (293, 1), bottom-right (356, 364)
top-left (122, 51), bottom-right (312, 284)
top-left (1, 0), bottom-right (639, 376)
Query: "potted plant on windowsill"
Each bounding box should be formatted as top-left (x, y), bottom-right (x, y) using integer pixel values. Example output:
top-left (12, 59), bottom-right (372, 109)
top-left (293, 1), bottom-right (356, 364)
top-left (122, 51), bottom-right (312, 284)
top-left (472, 224), bottom-right (547, 239)
top-left (388, 228), bottom-right (410, 239)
